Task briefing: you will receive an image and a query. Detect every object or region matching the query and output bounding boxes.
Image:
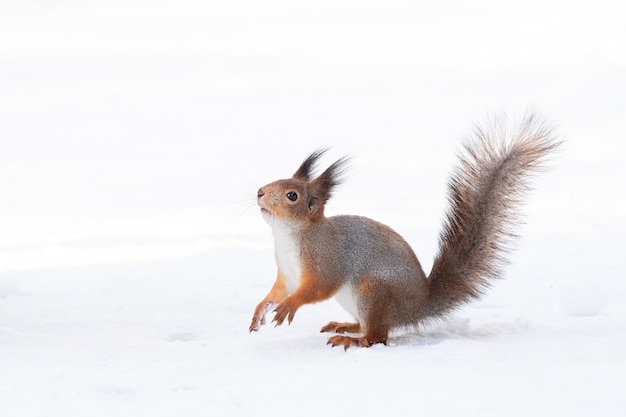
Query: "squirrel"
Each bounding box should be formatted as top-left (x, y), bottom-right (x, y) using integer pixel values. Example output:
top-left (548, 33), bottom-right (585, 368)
top-left (249, 113), bottom-right (559, 349)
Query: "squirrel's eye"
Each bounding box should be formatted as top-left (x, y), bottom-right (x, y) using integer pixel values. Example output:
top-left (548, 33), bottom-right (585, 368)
top-left (286, 191), bottom-right (298, 202)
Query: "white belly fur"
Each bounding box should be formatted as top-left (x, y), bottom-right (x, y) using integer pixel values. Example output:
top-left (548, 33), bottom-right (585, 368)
top-left (271, 219), bottom-right (302, 293)
top-left (334, 284), bottom-right (361, 323)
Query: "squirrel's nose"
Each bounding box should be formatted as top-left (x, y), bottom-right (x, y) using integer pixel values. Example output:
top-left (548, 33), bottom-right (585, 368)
top-left (257, 189), bottom-right (265, 198)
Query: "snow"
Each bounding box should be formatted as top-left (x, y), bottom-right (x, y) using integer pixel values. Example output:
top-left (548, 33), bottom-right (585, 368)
top-left (1, 0), bottom-right (625, 415)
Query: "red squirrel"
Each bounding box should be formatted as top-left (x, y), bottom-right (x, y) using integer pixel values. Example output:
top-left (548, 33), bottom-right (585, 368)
top-left (249, 114), bottom-right (558, 349)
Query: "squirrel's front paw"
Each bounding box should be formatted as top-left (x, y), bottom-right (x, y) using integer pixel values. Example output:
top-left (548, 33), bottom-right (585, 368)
top-left (272, 299), bottom-right (297, 326)
top-left (249, 316), bottom-right (266, 332)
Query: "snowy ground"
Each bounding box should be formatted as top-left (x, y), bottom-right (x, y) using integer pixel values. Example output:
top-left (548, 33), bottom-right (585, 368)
top-left (1, 1), bottom-right (625, 416)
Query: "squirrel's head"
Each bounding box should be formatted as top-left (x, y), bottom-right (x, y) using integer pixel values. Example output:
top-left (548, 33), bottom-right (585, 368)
top-left (257, 149), bottom-right (349, 225)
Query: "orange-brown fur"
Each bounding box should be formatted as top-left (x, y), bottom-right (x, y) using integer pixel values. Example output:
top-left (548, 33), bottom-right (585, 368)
top-left (250, 272), bottom-right (289, 329)
top-left (272, 270), bottom-right (343, 326)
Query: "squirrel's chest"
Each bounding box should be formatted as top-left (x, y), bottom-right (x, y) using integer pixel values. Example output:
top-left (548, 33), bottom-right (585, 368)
top-left (272, 223), bottom-right (303, 293)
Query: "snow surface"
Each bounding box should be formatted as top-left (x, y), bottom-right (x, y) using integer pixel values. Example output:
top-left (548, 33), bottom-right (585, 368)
top-left (1, 0), bottom-right (625, 416)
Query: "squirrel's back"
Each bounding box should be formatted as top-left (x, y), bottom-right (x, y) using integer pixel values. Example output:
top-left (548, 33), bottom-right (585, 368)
top-left (328, 215), bottom-right (426, 282)
top-left (308, 214), bottom-right (430, 328)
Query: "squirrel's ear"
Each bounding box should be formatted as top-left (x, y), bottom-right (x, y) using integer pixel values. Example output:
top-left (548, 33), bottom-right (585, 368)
top-left (293, 148), bottom-right (328, 181)
top-left (307, 156), bottom-right (350, 214)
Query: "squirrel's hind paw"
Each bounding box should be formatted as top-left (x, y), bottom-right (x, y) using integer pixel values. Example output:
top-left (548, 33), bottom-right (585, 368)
top-left (327, 335), bottom-right (380, 350)
top-left (320, 321), bottom-right (361, 334)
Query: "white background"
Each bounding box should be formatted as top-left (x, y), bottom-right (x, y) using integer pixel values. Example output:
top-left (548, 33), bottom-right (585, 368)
top-left (1, 1), bottom-right (624, 416)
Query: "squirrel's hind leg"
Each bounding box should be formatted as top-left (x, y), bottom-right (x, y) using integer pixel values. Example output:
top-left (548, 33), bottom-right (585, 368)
top-left (320, 321), bottom-right (361, 334)
top-left (326, 313), bottom-right (390, 349)
top-left (327, 277), bottom-right (394, 348)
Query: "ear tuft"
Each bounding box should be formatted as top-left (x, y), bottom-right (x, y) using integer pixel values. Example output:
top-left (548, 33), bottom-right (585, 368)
top-left (307, 156), bottom-right (351, 215)
top-left (293, 148), bottom-right (329, 181)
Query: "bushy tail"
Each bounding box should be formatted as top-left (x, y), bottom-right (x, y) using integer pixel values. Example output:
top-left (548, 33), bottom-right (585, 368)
top-left (426, 113), bottom-right (559, 319)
